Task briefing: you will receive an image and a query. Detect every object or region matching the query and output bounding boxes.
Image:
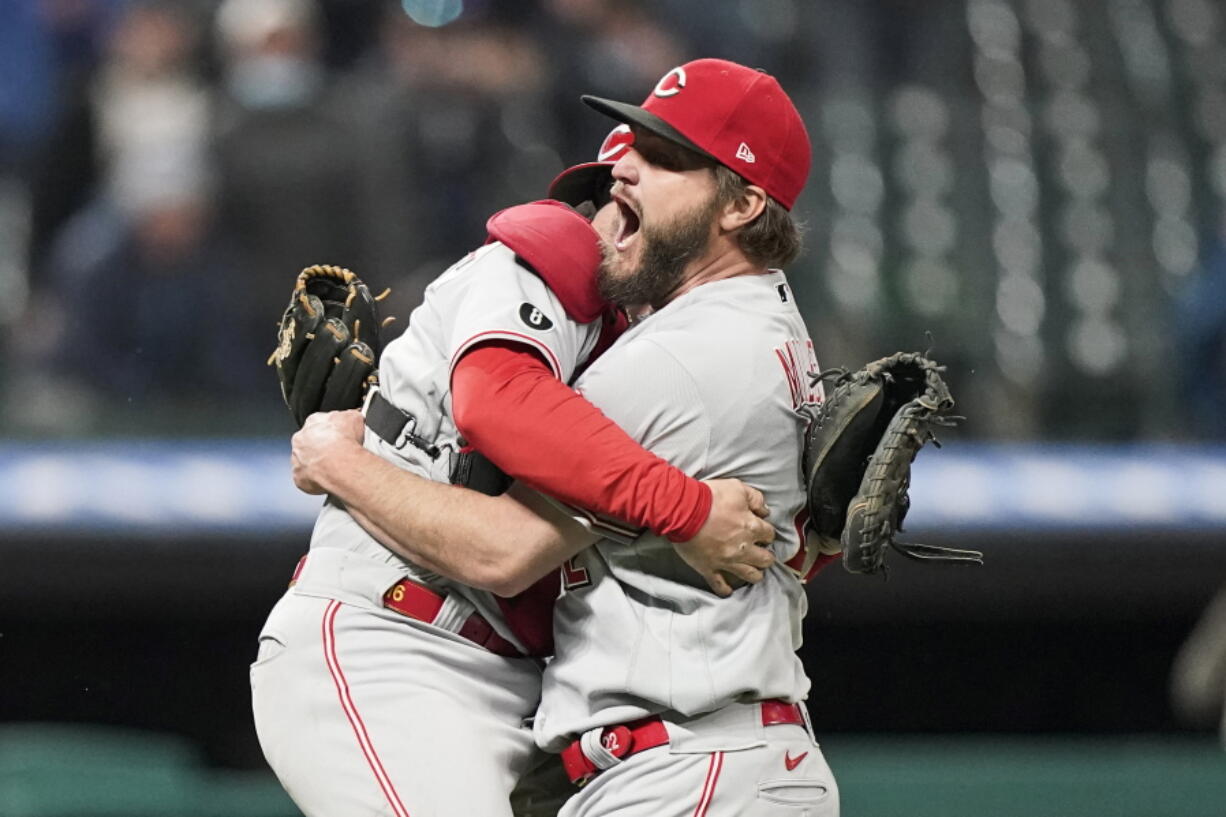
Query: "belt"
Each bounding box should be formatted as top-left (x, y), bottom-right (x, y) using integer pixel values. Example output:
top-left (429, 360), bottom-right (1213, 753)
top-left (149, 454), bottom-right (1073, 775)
top-left (290, 555), bottom-right (521, 658)
top-left (560, 700), bottom-right (807, 786)
top-left (382, 577), bottom-right (521, 657)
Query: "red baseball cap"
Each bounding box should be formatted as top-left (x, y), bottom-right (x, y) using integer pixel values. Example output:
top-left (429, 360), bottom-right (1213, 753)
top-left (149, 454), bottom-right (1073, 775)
top-left (581, 58), bottom-right (812, 210)
top-left (548, 125), bottom-right (635, 208)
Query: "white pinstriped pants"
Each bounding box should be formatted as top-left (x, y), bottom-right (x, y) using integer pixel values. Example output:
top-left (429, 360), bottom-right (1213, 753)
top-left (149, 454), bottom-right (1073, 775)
top-left (251, 589), bottom-right (545, 817)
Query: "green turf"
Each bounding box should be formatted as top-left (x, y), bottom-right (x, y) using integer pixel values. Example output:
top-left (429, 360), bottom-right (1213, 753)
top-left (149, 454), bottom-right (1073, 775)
top-left (0, 724), bottom-right (297, 817)
top-left (4, 725), bottom-right (1224, 816)
top-left (825, 735), bottom-right (1226, 817)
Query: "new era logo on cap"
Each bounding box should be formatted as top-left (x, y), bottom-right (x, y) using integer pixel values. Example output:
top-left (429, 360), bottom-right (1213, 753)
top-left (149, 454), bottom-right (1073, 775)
top-left (736, 142), bottom-right (756, 163)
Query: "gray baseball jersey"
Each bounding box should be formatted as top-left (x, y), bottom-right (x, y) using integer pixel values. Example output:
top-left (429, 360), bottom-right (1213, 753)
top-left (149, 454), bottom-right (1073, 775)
top-left (252, 241), bottom-right (600, 817)
top-left (535, 270), bottom-right (823, 747)
top-left (310, 240), bottom-right (601, 648)
top-left (532, 271), bottom-right (837, 815)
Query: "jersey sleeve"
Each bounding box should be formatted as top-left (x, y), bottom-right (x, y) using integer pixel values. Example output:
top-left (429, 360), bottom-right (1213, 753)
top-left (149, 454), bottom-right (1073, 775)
top-left (446, 246), bottom-right (599, 384)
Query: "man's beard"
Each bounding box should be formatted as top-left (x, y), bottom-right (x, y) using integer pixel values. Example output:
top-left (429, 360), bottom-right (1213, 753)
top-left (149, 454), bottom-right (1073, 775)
top-left (597, 195), bottom-right (717, 309)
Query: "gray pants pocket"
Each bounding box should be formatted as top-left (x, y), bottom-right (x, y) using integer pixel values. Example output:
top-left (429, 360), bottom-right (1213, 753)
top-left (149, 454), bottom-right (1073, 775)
top-left (753, 777), bottom-right (838, 815)
top-left (250, 631), bottom-right (288, 670)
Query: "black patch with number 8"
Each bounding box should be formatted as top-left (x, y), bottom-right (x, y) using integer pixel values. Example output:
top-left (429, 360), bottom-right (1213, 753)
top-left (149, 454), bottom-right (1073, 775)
top-left (518, 302), bottom-right (554, 331)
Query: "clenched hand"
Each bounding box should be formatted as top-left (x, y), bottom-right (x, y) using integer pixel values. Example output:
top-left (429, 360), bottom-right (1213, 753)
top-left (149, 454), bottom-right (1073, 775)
top-left (672, 479), bottom-right (776, 597)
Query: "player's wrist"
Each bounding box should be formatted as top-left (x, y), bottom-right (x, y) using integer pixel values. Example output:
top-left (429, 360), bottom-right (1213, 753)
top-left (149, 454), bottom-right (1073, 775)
top-left (307, 433), bottom-right (366, 497)
top-left (663, 478), bottom-right (713, 543)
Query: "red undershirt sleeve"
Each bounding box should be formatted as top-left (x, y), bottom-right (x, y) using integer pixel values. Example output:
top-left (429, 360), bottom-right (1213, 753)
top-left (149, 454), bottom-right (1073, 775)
top-left (451, 341), bottom-right (712, 542)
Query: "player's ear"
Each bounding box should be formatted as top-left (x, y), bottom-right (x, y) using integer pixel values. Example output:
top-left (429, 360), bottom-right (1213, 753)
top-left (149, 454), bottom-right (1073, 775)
top-left (718, 184), bottom-right (767, 233)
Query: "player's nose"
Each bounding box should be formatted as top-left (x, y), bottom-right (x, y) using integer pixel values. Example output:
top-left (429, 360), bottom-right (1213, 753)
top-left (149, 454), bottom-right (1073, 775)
top-left (610, 150), bottom-right (640, 186)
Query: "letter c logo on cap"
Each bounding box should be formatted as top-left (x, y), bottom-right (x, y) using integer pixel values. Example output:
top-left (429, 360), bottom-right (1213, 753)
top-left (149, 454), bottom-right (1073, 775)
top-left (597, 124), bottom-right (634, 161)
top-left (653, 66), bottom-right (687, 98)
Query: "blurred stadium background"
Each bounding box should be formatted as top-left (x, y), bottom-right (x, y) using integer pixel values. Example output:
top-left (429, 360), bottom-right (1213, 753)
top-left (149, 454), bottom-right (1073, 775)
top-left (2, 0), bottom-right (1226, 814)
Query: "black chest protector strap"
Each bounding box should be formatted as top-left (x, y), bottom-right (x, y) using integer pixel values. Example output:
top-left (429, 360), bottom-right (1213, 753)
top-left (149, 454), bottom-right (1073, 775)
top-left (364, 389), bottom-right (510, 496)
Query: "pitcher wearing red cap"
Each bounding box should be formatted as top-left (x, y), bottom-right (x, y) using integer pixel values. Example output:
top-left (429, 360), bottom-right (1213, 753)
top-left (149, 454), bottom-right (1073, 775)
top-left (527, 57), bottom-right (838, 817)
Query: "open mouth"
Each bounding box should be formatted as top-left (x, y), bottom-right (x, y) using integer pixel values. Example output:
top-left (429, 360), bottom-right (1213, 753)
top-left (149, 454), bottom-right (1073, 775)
top-left (614, 197), bottom-right (641, 251)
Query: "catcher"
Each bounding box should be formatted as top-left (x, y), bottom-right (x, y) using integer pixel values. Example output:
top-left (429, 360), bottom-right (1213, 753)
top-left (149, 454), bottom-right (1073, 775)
top-left (803, 351), bottom-right (984, 575)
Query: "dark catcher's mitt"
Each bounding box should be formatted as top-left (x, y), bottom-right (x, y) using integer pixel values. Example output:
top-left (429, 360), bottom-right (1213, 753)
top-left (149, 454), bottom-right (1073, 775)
top-left (270, 265), bottom-right (391, 427)
top-left (803, 352), bottom-right (983, 575)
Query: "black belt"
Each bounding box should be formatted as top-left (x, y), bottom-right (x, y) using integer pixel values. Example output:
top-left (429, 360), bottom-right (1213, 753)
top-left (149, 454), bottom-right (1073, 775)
top-left (364, 389), bottom-right (511, 496)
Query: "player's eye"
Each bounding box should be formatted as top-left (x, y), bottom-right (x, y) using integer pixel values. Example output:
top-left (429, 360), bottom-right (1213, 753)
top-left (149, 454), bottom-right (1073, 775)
top-left (639, 143), bottom-right (681, 170)
top-left (640, 140), bottom-right (711, 173)
top-left (630, 126), bottom-right (711, 172)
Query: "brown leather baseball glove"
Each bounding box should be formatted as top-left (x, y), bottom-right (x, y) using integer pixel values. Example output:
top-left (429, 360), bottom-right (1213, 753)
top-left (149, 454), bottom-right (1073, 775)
top-left (803, 352), bottom-right (983, 575)
top-left (270, 265), bottom-right (391, 427)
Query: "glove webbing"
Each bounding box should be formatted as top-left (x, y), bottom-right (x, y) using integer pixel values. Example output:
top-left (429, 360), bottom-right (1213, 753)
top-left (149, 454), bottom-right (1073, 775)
top-left (855, 402), bottom-right (983, 567)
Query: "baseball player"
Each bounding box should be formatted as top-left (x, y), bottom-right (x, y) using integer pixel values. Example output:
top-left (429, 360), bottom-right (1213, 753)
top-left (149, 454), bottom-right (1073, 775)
top-left (292, 59), bottom-right (839, 815)
top-left (251, 127), bottom-right (777, 817)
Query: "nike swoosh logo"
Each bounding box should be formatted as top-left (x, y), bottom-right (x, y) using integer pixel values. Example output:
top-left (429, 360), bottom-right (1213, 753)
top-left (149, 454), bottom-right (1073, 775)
top-left (784, 751), bottom-right (808, 771)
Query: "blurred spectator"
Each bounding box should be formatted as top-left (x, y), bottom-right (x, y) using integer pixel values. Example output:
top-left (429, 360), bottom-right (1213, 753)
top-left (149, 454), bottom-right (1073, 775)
top-left (213, 0), bottom-right (365, 323)
top-left (21, 0), bottom-right (211, 297)
top-left (25, 0), bottom-right (125, 278)
top-left (330, 4), bottom-right (559, 314)
top-left (94, 1), bottom-right (211, 211)
top-left (0, 0), bottom-right (55, 334)
top-left (4, 0), bottom-right (1226, 440)
top-left (540, 0), bottom-right (685, 165)
top-left (0, 1), bottom-right (57, 171)
top-left (315, 0), bottom-right (385, 70)
top-left (2, 1), bottom-right (270, 433)
top-left (47, 153), bottom-right (256, 404)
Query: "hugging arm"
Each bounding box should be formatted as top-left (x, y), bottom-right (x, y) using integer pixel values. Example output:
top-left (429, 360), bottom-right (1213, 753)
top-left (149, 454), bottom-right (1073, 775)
top-left (293, 409), bottom-right (593, 597)
top-left (451, 342), bottom-right (775, 594)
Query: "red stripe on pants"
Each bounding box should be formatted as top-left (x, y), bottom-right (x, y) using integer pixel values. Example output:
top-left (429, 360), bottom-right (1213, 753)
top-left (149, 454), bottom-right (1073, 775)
top-left (692, 751), bottom-right (725, 816)
top-left (322, 600), bottom-right (413, 817)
